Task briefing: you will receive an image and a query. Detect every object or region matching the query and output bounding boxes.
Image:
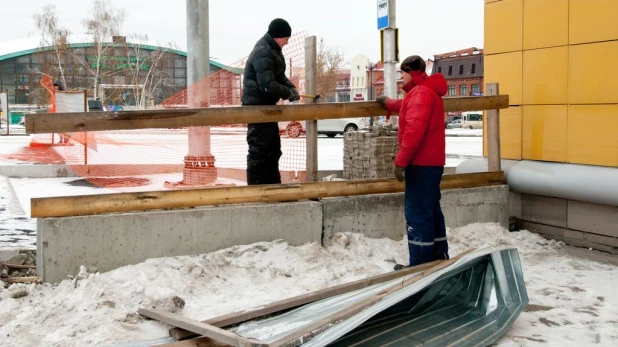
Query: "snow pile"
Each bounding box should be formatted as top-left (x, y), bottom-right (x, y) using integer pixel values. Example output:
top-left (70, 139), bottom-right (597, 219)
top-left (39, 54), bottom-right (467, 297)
top-left (447, 223), bottom-right (564, 256)
top-left (0, 223), bottom-right (616, 347)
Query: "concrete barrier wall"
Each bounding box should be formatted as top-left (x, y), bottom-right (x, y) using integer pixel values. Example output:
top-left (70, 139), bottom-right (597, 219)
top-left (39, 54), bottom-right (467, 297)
top-left (37, 185), bottom-right (509, 283)
top-left (37, 201), bottom-right (323, 283)
top-left (322, 185), bottom-right (510, 246)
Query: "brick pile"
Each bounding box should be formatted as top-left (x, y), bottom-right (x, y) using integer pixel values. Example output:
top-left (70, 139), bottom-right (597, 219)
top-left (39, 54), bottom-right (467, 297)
top-left (343, 126), bottom-right (398, 179)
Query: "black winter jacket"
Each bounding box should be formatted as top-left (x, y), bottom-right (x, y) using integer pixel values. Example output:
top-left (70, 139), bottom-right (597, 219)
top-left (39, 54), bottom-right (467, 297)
top-left (241, 34), bottom-right (295, 106)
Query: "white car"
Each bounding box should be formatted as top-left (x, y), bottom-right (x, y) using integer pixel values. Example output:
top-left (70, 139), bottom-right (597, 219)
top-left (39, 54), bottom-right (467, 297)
top-left (278, 118), bottom-right (366, 138)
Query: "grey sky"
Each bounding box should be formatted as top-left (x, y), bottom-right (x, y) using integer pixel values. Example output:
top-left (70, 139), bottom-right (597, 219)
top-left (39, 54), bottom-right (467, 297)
top-left (2, 0), bottom-right (484, 64)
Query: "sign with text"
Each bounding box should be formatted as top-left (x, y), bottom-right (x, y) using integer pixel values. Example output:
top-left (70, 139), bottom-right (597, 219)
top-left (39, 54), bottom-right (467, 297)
top-left (377, 0), bottom-right (389, 30)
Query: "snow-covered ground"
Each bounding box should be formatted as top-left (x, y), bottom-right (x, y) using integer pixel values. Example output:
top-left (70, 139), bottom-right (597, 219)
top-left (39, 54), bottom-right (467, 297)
top-left (2, 133), bottom-right (616, 346)
top-left (0, 223), bottom-right (616, 347)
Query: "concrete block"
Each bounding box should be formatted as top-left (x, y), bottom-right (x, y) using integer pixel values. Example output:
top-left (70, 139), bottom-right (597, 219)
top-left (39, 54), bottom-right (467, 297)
top-left (441, 185), bottom-right (510, 229)
top-left (521, 194), bottom-right (567, 227)
top-left (37, 201), bottom-right (322, 283)
top-left (568, 200), bottom-right (618, 238)
top-left (0, 164), bottom-right (77, 178)
top-left (322, 193), bottom-right (405, 247)
top-left (322, 185), bottom-right (510, 246)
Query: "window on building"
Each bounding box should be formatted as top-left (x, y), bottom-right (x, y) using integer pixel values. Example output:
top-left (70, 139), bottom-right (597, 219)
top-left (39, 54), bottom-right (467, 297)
top-left (448, 66), bottom-right (452, 76)
top-left (460, 84), bottom-right (468, 96)
top-left (472, 84), bottom-right (480, 93)
top-left (471, 63), bottom-right (476, 74)
top-left (448, 85), bottom-right (456, 96)
top-left (438, 67), bottom-right (442, 73)
top-left (459, 65), bottom-right (464, 75)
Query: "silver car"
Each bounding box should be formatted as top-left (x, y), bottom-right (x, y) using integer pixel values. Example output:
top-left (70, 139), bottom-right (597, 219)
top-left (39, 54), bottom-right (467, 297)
top-left (446, 119), bottom-right (462, 129)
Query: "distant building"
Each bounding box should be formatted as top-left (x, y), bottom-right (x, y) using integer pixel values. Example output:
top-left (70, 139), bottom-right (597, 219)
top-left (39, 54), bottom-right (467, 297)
top-left (370, 59), bottom-right (434, 99)
top-left (432, 47), bottom-right (484, 99)
top-left (349, 54), bottom-right (370, 101)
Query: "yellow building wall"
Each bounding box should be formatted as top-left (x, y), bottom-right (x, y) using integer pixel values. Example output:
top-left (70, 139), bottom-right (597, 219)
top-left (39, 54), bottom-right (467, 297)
top-left (484, 0), bottom-right (618, 167)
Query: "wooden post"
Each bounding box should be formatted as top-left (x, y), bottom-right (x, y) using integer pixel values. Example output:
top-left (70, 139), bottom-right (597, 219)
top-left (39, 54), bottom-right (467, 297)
top-left (486, 83), bottom-right (501, 172)
top-left (305, 36), bottom-right (318, 182)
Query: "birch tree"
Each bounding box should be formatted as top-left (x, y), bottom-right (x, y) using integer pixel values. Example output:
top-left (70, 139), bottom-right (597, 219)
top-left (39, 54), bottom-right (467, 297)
top-left (33, 4), bottom-right (71, 88)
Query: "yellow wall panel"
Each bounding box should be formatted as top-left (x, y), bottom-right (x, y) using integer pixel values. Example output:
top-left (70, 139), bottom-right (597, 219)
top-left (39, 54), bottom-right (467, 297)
top-left (485, 0), bottom-right (523, 54)
top-left (569, 42), bottom-right (618, 104)
top-left (524, 0), bottom-right (568, 49)
top-left (485, 52), bottom-right (523, 105)
top-left (483, 106), bottom-right (522, 160)
top-left (523, 106), bottom-right (567, 162)
top-left (523, 47), bottom-right (568, 105)
top-left (568, 105), bottom-right (618, 167)
top-left (570, 0), bottom-right (618, 44)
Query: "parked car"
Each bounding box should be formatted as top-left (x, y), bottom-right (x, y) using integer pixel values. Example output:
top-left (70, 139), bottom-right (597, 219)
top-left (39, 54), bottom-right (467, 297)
top-left (446, 119), bottom-right (462, 129)
top-left (278, 117), bottom-right (366, 138)
top-left (18, 116), bottom-right (25, 126)
top-left (444, 115), bottom-right (461, 128)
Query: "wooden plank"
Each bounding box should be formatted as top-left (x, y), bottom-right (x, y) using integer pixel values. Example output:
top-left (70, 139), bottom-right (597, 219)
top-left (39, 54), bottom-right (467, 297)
top-left (6, 264), bottom-right (37, 269)
top-left (138, 308), bottom-right (266, 347)
top-left (25, 96), bottom-right (509, 134)
top-left (486, 83), bottom-right (501, 172)
top-left (305, 36), bottom-right (318, 183)
top-left (1, 277), bottom-right (40, 284)
top-left (269, 250), bottom-right (474, 347)
top-left (31, 172), bottom-right (505, 218)
top-left (159, 337), bottom-right (229, 347)
top-left (169, 260), bottom-right (442, 341)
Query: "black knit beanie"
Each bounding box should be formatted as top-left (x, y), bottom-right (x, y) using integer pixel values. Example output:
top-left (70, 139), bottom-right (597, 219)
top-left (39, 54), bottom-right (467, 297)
top-left (401, 55), bottom-right (426, 73)
top-left (268, 18), bottom-right (292, 38)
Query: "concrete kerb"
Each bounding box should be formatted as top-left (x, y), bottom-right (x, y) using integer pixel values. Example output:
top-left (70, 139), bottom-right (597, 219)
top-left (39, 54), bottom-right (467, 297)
top-left (321, 185), bottom-right (510, 247)
top-left (37, 201), bottom-right (323, 283)
top-left (36, 184), bottom-right (510, 283)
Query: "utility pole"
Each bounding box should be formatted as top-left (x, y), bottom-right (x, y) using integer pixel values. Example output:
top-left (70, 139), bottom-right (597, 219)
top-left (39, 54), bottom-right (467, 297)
top-left (378, 0), bottom-right (399, 127)
top-left (183, 0), bottom-right (216, 185)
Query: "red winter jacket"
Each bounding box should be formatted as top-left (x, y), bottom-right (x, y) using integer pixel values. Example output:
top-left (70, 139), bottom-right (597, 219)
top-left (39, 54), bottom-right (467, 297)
top-left (384, 73), bottom-right (448, 167)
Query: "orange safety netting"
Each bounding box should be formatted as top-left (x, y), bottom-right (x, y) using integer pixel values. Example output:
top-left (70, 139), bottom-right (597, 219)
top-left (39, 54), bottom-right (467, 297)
top-left (19, 32), bottom-right (310, 190)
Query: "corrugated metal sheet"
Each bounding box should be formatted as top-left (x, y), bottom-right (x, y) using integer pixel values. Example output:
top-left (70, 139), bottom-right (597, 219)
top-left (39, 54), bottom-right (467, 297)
top-left (232, 247), bottom-right (527, 347)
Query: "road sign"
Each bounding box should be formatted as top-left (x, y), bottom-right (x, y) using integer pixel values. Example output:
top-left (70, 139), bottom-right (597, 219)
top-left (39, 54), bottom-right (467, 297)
top-left (377, 0), bottom-right (389, 30)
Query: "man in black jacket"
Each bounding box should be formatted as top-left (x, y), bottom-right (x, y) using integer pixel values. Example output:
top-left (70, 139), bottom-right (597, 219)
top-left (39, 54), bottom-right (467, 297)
top-left (242, 18), bottom-right (300, 185)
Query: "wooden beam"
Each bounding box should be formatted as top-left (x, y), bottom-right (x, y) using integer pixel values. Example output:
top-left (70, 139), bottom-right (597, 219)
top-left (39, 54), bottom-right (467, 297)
top-left (168, 260), bottom-right (442, 341)
top-left (1, 277), bottom-right (40, 284)
top-left (31, 172), bottom-right (505, 218)
top-left (138, 308), bottom-right (266, 347)
top-left (486, 83), bottom-right (502, 172)
top-left (305, 36), bottom-right (318, 182)
top-left (25, 96), bottom-right (509, 134)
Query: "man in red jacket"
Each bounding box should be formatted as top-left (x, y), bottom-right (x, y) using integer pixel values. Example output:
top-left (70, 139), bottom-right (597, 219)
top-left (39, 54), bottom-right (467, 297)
top-left (376, 55), bottom-right (449, 269)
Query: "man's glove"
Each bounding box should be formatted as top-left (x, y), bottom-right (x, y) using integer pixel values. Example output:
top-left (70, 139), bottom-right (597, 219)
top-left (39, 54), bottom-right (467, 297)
top-left (288, 87), bottom-right (300, 102)
top-left (376, 95), bottom-right (389, 107)
top-left (393, 165), bottom-right (405, 182)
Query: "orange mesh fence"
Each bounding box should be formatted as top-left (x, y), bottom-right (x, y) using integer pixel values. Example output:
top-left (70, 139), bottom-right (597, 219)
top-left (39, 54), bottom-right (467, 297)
top-left (21, 32), bottom-right (311, 191)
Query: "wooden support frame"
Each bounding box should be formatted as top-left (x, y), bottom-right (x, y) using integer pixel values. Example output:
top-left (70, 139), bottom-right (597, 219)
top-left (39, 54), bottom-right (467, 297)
top-left (486, 83), bottom-right (502, 172)
top-left (138, 308), bottom-right (267, 347)
top-left (304, 36), bottom-right (318, 183)
top-left (25, 96), bottom-right (509, 134)
top-left (148, 251), bottom-right (473, 347)
top-left (30, 171), bottom-right (504, 218)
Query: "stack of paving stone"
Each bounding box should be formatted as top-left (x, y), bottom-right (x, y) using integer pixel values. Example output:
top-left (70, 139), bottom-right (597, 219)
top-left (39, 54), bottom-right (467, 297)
top-left (343, 125), bottom-right (398, 179)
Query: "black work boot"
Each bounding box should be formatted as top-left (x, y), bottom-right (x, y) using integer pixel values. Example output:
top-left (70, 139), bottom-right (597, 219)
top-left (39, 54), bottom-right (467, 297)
top-left (394, 264), bottom-right (407, 271)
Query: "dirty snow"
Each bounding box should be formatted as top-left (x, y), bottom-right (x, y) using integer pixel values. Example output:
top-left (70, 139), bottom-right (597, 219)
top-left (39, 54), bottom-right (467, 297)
top-left (0, 223), bottom-right (617, 346)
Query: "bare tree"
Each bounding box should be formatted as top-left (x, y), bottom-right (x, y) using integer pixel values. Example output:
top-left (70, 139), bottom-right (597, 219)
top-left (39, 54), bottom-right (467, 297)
top-left (118, 35), bottom-right (176, 108)
top-left (81, 0), bottom-right (126, 99)
top-left (33, 4), bottom-right (71, 88)
top-left (316, 38), bottom-right (345, 102)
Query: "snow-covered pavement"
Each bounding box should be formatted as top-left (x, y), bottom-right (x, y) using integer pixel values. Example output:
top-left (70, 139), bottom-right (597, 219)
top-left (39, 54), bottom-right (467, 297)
top-left (0, 224), bottom-right (616, 346)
